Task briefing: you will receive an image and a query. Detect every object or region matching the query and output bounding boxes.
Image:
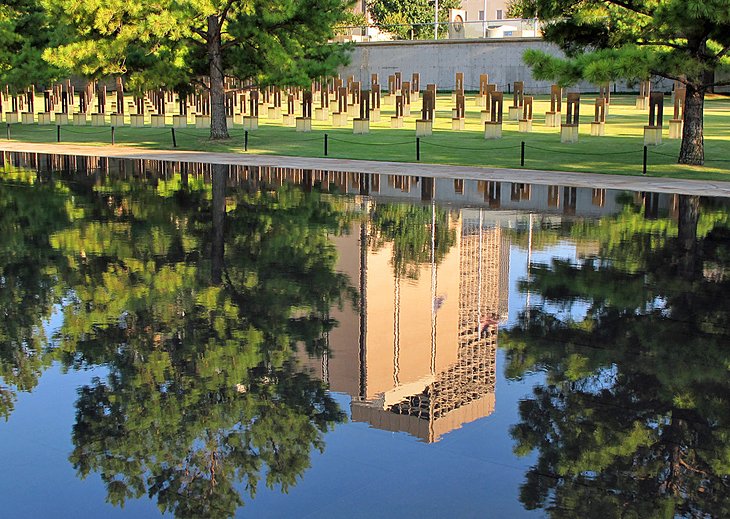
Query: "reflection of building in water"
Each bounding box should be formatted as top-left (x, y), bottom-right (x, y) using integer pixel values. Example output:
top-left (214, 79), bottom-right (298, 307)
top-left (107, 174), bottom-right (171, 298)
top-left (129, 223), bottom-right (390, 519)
top-left (353, 210), bottom-right (508, 442)
top-left (298, 206), bottom-right (509, 443)
top-left (5, 152), bottom-right (687, 438)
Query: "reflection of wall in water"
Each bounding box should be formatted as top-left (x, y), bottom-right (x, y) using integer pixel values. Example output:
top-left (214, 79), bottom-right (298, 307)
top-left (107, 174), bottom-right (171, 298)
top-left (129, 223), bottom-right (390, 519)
top-left (4, 153), bottom-right (679, 220)
top-left (362, 175), bottom-right (637, 217)
top-left (296, 207), bottom-right (510, 443)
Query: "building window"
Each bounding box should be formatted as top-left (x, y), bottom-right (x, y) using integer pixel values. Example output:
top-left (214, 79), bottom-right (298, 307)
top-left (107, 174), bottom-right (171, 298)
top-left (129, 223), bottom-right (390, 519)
top-left (496, 9), bottom-right (503, 20)
top-left (478, 10), bottom-right (484, 21)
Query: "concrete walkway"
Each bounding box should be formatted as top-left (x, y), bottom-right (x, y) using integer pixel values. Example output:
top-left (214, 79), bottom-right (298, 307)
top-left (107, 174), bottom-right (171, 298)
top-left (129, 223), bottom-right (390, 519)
top-left (2, 141), bottom-right (730, 197)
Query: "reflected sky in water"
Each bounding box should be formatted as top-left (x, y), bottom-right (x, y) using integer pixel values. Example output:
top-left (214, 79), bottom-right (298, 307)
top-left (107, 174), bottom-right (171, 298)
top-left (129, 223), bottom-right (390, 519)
top-left (1, 153), bottom-right (729, 518)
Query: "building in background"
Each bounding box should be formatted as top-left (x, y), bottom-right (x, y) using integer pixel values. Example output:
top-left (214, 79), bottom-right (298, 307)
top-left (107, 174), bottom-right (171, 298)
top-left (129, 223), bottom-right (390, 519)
top-left (449, 1), bottom-right (539, 39)
top-left (460, 0), bottom-right (511, 22)
top-left (340, 0), bottom-right (537, 41)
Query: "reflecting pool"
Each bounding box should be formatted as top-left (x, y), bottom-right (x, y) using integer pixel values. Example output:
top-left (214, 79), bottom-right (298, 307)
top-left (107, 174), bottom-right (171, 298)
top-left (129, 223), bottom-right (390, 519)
top-left (2, 152), bottom-right (730, 518)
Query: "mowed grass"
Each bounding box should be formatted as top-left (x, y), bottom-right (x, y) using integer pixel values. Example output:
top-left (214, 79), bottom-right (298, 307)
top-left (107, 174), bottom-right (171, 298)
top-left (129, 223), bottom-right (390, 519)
top-left (4, 93), bottom-right (730, 180)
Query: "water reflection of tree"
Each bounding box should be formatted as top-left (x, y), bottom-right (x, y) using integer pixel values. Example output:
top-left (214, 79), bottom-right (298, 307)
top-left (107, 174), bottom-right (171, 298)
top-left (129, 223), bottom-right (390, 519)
top-left (368, 203), bottom-right (456, 279)
top-left (0, 172), bottom-right (70, 418)
top-left (6, 167), bottom-right (353, 517)
top-left (503, 196), bottom-right (730, 517)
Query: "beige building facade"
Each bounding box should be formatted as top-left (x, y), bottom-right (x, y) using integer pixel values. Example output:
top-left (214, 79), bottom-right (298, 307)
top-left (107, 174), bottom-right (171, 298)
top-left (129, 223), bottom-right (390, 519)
top-left (296, 206), bottom-right (510, 443)
top-left (460, 0), bottom-right (511, 22)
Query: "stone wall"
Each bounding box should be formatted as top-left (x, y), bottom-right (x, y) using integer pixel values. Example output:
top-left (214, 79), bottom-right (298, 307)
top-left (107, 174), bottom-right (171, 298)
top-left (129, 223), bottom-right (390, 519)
top-left (338, 38), bottom-right (673, 94)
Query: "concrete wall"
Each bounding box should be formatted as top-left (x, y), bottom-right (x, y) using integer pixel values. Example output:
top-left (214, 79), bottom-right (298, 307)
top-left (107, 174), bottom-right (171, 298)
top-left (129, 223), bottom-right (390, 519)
top-left (716, 70), bottom-right (730, 93)
top-left (339, 38), bottom-right (672, 94)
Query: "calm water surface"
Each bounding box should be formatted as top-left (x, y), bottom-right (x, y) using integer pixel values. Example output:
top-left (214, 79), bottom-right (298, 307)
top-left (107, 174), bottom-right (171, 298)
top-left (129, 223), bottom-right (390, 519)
top-left (1, 153), bottom-right (730, 518)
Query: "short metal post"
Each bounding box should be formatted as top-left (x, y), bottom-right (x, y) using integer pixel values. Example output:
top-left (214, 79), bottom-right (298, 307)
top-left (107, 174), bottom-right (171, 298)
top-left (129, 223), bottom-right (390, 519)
top-left (324, 133), bottom-right (328, 156)
top-left (643, 145), bottom-right (648, 175)
top-left (244, 130), bottom-right (248, 151)
top-left (416, 137), bottom-right (420, 161)
top-left (521, 141), bottom-right (525, 167)
top-left (57, 125), bottom-right (61, 143)
top-left (171, 127), bottom-right (177, 148)
top-left (6, 123), bottom-right (9, 140)
top-left (111, 126), bottom-right (115, 146)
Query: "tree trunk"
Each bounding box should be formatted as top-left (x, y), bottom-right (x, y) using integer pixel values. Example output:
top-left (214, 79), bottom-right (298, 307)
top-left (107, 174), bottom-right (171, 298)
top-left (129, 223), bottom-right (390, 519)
top-left (211, 164), bottom-right (226, 284)
top-left (678, 84), bottom-right (704, 165)
top-left (208, 15), bottom-right (229, 140)
top-left (677, 195), bottom-right (700, 278)
top-left (663, 410), bottom-right (685, 498)
top-left (678, 195), bottom-right (699, 250)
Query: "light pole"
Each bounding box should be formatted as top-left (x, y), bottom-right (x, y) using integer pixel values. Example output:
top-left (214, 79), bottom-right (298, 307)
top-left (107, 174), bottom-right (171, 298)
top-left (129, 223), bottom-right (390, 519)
top-left (483, 0), bottom-right (488, 38)
top-left (434, 0), bottom-right (439, 40)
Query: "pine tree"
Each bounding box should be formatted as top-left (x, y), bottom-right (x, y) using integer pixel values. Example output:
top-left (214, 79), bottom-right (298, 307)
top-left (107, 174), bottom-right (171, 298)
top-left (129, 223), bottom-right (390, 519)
top-left (0, 0), bottom-right (63, 90)
top-left (44, 0), bottom-right (354, 139)
top-left (367, 0), bottom-right (461, 39)
top-left (512, 0), bottom-right (730, 165)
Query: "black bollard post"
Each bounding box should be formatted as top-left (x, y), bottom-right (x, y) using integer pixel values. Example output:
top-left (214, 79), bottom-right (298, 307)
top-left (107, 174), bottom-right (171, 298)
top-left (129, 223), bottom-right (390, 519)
top-left (521, 141), bottom-right (525, 167)
top-left (171, 128), bottom-right (177, 148)
top-left (57, 125), bottom-right (61, 143)
top-left (416, 137), bottom-right (420, 161)
top-left (6, 123), bottom-right (10, 140)
top-left (111, 126), bottom-right (115, 146)
top-left (244, 130), bottom-right (248, 151)
top-left (324, 133), bottom-right (328, 156)
top-left (643, 145), bottom-right (648, 175)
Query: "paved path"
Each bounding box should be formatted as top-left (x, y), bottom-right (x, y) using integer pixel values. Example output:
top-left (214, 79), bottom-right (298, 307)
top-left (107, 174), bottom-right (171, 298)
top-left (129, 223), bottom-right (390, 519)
top-left (2, 141), bottom-right (730, 197)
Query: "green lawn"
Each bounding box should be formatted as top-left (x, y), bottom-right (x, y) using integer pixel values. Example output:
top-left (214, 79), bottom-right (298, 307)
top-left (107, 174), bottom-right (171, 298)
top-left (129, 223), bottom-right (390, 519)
top-left (4, 94), bottom-right (730, 180)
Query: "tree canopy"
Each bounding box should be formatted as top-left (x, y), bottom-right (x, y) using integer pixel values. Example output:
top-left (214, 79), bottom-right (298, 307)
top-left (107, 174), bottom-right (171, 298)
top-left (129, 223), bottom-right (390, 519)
top-left (54, 170), bottom-right (355, 516)
top-left (0, 169), bottom-right (71, 418)
top-left (502, 194), bottom-right (730, 517)
top-left (0, 0), bottom-right (63, 90)
top-left (43, 0), bottom-right (354, 138)
top-left (367, 0), bottom-right (460, 39)
top-left (0, 162), bottom-right (358, 516)
top-left (368, 202), bottom-right (456, 279)
top-left (512, 0), bottom-right (730, 165)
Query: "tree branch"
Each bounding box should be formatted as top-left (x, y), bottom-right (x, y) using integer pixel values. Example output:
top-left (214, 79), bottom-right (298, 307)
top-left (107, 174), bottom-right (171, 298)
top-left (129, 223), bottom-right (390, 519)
top-left (604, 0), bottom-right (652, 17)
top-left (649, 70), bottom-right (690, 86)
top-left (637, 41), bottom-right (688, 51)
top-left (219, 0), bottom-right (237, 26)
top-left (191, 78), bottom-right (210, 91)
top-left (184, 35), bottom-right (206, 48)
top-left (191, 26), bottom-right (208, 41)
top-left (705, 79), bottom-right (730, 88)
top-left (221, 39), bottom-right (239, 51)
top-left (678, 458), bottom-right (709, 476)
top-left (714, 44), bottom-right (730, 61)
